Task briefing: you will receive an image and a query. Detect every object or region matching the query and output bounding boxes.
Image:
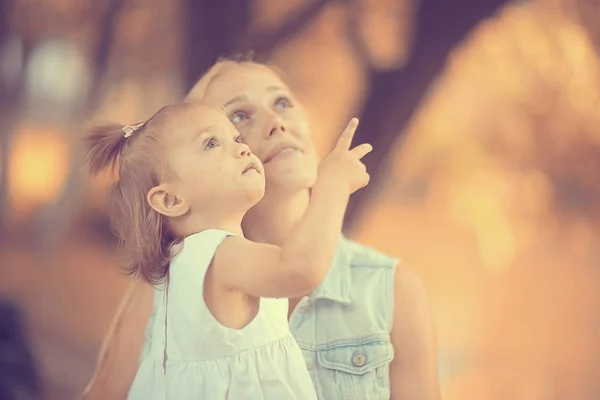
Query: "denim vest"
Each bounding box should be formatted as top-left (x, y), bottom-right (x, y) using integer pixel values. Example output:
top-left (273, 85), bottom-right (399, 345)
top-left (290, 237), bottom-right (397, 399)
top-left (138, 236), bottom-right (397, 399)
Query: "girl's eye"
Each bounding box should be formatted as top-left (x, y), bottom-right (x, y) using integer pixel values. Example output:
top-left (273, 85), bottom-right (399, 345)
top-left (274, 96), bottom-right (293, 109)
top-left (205, 137), bottom-right (219, 149)
top-left (229, 110), bottom-right (249, 126)
top-left (234, 134), bottom-right (246, 144)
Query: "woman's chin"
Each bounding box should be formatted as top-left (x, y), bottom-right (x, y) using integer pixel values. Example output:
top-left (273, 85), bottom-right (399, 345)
top-left (266, 171), bottom-right (316, 195)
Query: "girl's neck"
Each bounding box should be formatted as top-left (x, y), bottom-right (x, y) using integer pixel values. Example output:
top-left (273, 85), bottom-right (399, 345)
top-left (242, 189), bottom-right (311, 247)
top-left (174, 212), bottom-right (245, 238)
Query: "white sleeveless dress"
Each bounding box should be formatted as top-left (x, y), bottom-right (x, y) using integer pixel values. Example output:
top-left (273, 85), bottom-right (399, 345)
top-left (127, 229), bottom-right (317, 399)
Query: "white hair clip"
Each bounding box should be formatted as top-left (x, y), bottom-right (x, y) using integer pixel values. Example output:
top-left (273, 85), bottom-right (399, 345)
top-left (122, 126), bottom-right (135, 138)
top-left (122, 122), bottom-right (145, 138)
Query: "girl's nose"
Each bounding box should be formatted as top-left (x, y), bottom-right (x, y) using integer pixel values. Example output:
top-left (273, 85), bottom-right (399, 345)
top-left (236, 144), bottom-right (252, 158)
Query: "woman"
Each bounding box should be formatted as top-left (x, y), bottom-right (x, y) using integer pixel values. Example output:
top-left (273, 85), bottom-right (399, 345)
top-left (82, 59), bottom-right (439, 400)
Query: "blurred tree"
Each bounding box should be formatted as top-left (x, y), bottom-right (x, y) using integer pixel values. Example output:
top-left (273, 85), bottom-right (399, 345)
top-left (375, 2), bottom-right (600, 270)
top-left (573, 0), bottom-right (600, 55)
top-left (0, 0), bottom-right (9, 231)
top-left (87, 0), bottom-right (129, 113)
top-left (0, 0), bottom-right (27, 233)
top-left (344, 0), bottom-right (511, 231)
top-left (347, 0), bottom-right (417, 70)
top-left (180, 0), bottom-right (512, 231)
top-left (82, 0), bottom-right (337, 242)
top-left (183, 0), bottom-right (249, 90)
top-left (251, 0), bottom-right (333, 59)
top-left (33, 0), bottom-right (130, 250)
top-left (183, 0), bottom-right (332, 90)
top-left (0, 301), bottom-right (41, 400)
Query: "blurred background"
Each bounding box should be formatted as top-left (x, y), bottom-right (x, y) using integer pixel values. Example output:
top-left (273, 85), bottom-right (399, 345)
top-left (1, 0), bottom-right (600, 398)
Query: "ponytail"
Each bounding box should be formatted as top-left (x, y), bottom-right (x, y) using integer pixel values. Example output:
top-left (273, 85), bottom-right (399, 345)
top-left (108, 166), bottom-right (174, 284)
top-left (85, 122), bottom-right (144, 176)
top-left (84, 110), bottom-right (178, 285)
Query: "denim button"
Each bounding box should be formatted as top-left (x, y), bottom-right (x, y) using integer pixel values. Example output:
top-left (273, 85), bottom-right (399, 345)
top-left (351, 350), bottom-right (367, 366)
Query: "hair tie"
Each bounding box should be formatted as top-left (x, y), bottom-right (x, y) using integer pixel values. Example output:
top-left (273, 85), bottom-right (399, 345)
top-left (122, 122), bottom-right (145, 138)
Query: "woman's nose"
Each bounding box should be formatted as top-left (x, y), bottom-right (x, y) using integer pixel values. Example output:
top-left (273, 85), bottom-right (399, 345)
top-left (266, 115), bottom-right (286, 138)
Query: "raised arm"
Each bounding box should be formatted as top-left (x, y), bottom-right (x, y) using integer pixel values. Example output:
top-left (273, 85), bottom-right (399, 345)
top-left (80, 279), bottom-right (154, 400)
top-left (213, 118), bottom-right (372, 298)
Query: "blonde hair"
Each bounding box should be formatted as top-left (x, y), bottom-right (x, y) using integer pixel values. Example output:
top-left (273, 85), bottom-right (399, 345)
top-left (186, 54), bottom-right (287, 103)
top-left (86, 103), bottom-right (194, 285)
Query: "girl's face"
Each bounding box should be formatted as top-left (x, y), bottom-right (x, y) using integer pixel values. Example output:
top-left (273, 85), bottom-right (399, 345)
top-left (198, 64), bottom-right (319, 195)
top-left (160, 104), bottom-right (265, 215)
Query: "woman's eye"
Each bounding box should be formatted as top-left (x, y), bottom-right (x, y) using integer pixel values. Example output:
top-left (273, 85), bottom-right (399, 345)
top-left (229, 111), bottom-right (248, 126)
top-left (205, 138), bottom-right (219, 149)
top-left (274, 96), bottom-right (292, 109)
top-left (234, 134), bottom-right (246, 144)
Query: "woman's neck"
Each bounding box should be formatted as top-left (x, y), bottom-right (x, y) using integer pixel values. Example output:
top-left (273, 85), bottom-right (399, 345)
top-left (242, 189), bottom-right (311, 247)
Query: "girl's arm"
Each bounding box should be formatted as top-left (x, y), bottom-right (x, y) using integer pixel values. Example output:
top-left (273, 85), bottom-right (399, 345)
top-left (80, 279), bottom-right (154, 400)
top-left (212, 119), bottom-right (371, 299)
top-left (214, 181), bottom-right (350, 298)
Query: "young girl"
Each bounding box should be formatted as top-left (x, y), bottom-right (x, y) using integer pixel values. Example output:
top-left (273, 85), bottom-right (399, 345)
top-left (86, 101), bottom-right (371, 399)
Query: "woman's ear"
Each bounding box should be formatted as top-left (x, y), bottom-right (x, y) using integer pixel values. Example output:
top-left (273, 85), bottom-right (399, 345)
top-left (147, 185), bottom-right (190, 218)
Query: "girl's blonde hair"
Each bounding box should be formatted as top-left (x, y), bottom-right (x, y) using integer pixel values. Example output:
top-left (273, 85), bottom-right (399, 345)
top-left (89, 55), bottom-right (283, 284)
top-left (86, 103), bottom-right (192, 285)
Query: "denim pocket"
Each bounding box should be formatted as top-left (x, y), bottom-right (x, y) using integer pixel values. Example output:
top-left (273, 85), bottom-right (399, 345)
top-left (316, 341), bottom-right (393, 399)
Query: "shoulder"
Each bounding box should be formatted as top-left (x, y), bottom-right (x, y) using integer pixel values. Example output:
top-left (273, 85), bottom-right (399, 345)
top-left (338, 238), bottom-right (399, 329)
top-left (340, 237), bottom-right (427, 299)
top-left (175, 230), bottom-right (238, 260)
top-left (340, 237), bottom-right (399, 270)
top-left (390, 264), bottom-right (436, 358)
top-left (388, 266), bottom-right (440, 398)
top-left (340, 237), bottom-right (431, 327)
top-left (170, 230), bottom-right (242, 283)
top-left (393, 264), bottom-right (428, 303)
top-left (183, 229), bottom-right (237, 249)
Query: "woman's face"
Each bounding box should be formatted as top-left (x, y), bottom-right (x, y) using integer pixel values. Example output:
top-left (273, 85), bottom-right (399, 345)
top-left (198, 63), bottom-right (318, 195)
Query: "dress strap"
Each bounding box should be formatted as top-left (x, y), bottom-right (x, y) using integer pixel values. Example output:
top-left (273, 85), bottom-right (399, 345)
top-left (161, 275), bottom-right (169, 375)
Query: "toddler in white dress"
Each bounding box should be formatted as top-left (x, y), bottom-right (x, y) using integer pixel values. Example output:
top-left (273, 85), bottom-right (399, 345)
top-left (85, 101), bottom-right (371, 399)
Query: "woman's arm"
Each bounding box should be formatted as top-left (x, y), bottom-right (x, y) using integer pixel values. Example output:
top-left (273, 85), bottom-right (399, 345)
top-left (80, 279), bottom-right (154, 400)
top-left (389, 266), bottom-right (441, 400)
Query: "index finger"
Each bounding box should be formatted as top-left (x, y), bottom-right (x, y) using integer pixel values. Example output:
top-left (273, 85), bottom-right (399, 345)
top-left (335, 118), bottom-right (359, 152)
